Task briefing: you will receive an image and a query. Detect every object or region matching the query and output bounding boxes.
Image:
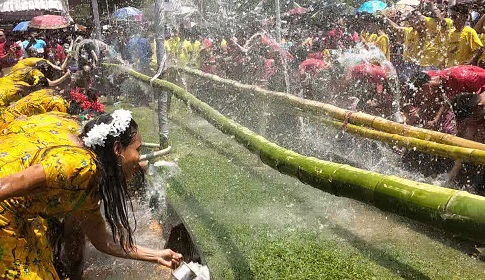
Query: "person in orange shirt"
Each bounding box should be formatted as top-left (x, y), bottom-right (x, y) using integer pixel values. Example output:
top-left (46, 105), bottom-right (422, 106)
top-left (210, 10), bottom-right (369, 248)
top-left (444, 4), bottom-right (483, 67)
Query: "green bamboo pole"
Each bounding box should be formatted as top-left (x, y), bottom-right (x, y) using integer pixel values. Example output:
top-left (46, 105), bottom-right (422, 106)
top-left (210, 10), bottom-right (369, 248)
top-left (173, 66), bottom-right (485, 151)
top-left (112, 65), bottom-right (485, 242)
top-left (321, 117), bottom-right (485, 165)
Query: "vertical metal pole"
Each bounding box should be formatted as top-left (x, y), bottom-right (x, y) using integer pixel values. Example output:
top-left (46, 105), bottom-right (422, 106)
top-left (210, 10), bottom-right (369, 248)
top-left (91, 0), bottom-right (102, 40)
top-left (275, 0), bottom-right (291, 94)
top-left (154, 0), bottom-right (169, 148)
top-left (105, 0), bottom-right (110, 24)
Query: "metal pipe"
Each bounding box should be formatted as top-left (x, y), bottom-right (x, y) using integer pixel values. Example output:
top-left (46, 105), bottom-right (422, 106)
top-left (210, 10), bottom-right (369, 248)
top-left (139, 146), bottom-right (172, 161)
top-left (142, 142), bottom-right (162, 148)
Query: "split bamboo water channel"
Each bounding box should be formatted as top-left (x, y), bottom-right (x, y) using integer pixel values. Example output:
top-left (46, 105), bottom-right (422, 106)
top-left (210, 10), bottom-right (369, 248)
top-left (105, 64), bottom-right (485, 279)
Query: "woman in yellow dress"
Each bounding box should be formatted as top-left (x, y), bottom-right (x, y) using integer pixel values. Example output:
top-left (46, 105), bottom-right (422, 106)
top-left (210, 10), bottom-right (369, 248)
top-left (0, 66), bottom-right (71, 107)
top-left (11, 50), bottom-right (71, 73)
top-left (0, 110), bottom-right (183, 279)
top-left (0, 89), bottom-right (69, 131)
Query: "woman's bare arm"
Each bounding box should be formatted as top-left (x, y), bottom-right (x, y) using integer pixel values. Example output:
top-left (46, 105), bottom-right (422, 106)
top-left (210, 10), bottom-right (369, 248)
top-left (76, 208), bottom-right (182, 268)
top-left (47, 70), bottom-right (71, 87)
top-left (0, 164), bottom-right (46, 201)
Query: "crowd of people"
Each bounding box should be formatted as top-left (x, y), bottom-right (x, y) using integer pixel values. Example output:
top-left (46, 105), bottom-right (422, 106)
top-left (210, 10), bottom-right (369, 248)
top-left (1, 1), bottom-right (485, 278)
top-left (148, 2), bottom-right (485, 194)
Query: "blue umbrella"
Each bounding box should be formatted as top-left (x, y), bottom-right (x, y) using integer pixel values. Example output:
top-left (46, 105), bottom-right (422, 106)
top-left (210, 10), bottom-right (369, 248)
top-left (357, 0), bottom-right (387, 13)
top-left (112, 6), bottom-right (143, 20)
top-left (13, 21), bottom-right (30, 32)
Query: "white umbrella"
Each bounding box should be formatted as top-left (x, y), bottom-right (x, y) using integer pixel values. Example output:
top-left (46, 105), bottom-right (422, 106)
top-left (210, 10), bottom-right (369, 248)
top-left (395, 0), bottom-right (420, 6)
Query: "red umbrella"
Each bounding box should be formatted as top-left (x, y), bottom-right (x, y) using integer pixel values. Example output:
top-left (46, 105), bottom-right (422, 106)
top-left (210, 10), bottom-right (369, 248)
top-left (29, 15), bottom-right (71, 30)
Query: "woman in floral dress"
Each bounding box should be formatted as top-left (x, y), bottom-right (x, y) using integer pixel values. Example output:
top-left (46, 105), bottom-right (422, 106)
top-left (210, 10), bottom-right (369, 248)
top-left (0, 110), bottom-right (182, 279)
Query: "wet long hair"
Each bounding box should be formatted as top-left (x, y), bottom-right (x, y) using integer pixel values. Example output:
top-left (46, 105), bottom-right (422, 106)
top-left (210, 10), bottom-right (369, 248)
top-left (80, 113), bottom-right (140, 252)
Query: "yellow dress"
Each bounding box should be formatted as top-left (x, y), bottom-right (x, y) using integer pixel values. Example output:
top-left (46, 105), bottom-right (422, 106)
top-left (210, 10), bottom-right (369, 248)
top-left (0, 146), bottom-right (99, 280)
top-left (0, 67), bottom-right (48, 108)
top-left (0, 115), bottom-right (98, 279)
top-left (0, 89), bottom-right (69, 131)
top-left (1, 112), bottom-right (80, 141)
top-left (11, 58), bottom-right (45, 72)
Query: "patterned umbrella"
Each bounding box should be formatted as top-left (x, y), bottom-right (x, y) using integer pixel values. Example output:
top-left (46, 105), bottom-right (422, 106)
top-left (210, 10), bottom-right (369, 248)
top-left (29, 15), bottom-right (70, 29)
top-left (112, 6), bottom-right (143, 21)
top-left (13, 21), bottom-right (30, 32)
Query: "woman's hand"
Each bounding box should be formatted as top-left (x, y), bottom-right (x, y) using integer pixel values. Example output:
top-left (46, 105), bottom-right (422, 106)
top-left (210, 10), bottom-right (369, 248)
top-left (155, 249), bottom-right (183, 268)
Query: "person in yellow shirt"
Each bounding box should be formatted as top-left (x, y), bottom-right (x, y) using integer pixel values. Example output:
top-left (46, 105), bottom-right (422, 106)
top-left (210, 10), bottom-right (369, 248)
top-left (444, 4), bottom-right (483, 67)
top-left (386, 11), bottom-right (451, 79)
top-left (360, 16), bottom-right (391, 61)
top-left (164, 33), bottom-right (181, 65)
top-left (179, 37), bottom-right (192, 66)
top-left (190, 37), bottom-right (202, 68)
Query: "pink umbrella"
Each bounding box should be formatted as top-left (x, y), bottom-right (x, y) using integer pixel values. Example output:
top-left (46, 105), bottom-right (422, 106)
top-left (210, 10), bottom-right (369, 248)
top-left (29, 15), bottom-right (71, 30)
top-left (286, 7), bottom-right (309, 15)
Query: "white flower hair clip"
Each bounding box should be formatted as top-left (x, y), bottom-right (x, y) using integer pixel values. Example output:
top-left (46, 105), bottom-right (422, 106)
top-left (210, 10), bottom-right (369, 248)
top-left (82, 109), bottom-right (133, 148)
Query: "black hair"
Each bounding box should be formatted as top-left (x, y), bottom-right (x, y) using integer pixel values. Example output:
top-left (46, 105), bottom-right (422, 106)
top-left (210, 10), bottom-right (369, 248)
top-left (449, 3), bottom-right (469, 15)
top-left (451, 93), bottom-right (481, 121)
top-left (35, 60), bottom-right (55, 80)
top-left (400, 72), bottom-right (431, 107)
top-left (80, 113), bottom-right (140, 252)
top-left (21, 68), bottom-right (49, 87)
top-left (409, 71), bottom-right (431, 88)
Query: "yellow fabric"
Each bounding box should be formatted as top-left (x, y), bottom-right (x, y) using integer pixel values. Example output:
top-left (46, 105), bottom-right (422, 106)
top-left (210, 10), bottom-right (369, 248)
top-left (445, 26), bottom-right (483, 67)
top-left (402, 17), bottom-right (449, 67)
top-left (190, 40), bottom-right (202, 67)
top-left (361, 32), bottom-right (390, 60)
top-left (221, 38), bottom-right (228, 50)
top-left (365, 33), bottom-right (390, 61)
top-left (433, 18), bottom-right (454, 67)
top-left (0, 113), bottom-right (97, 279)
top-left (0, 89), bottom-right (69, 131)
top-left (479, 34), bottom-right (485, 63)
top-left (0, 78), bottom-right (18, 108)
top-left (11, 58), bottom-right (45, 72)
top-left (179, 39), bottom-right (192, 66)
top-left (150, 39), bottom-right (157, 66)
top-left (164, 36), bottom-right (181, 58)
top-left (0, 67), bottom-right (47, 108)
top-left (360, 31), bottom-right (371, 43)
top-left (1, 111), bottom-right (79, 138)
